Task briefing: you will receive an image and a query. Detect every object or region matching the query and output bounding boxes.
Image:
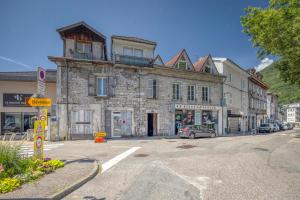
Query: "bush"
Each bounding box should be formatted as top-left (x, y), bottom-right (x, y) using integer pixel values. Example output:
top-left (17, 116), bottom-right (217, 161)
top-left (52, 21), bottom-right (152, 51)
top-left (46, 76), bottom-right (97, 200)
top-left (0, 178), bottom-right (21, 193)
top-left (0, 142), bottom-right (65, 193)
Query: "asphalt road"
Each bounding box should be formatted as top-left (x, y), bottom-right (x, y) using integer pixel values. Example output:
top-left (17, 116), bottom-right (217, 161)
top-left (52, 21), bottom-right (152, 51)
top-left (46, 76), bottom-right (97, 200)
top-left (59, 129), bottom-right (300, 200)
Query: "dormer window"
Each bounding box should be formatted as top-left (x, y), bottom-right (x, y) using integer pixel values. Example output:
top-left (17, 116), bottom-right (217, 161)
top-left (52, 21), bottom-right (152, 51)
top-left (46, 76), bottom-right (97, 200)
top-left (123, 47), bottom-right (143, 57)
top-left (75, 42), bottom-right (92, 59)
top-left (204, 65), bottom-right (211, 73)
top-left (177, 60), bottom-right (187, 70)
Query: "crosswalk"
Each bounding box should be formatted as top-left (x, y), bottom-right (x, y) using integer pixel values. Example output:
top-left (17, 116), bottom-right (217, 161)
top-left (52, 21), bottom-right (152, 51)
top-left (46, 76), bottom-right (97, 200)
top-left (20, 143), bottom-right (64, 157)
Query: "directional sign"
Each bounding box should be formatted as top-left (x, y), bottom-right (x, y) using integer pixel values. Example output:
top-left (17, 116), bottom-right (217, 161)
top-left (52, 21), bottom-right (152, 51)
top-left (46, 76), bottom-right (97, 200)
top-left (37, 67), bottom-right (46, 96)
top-left (26, 97), bottom-right (52, 107)
top-left (34, 120), bottom-right (45, 159)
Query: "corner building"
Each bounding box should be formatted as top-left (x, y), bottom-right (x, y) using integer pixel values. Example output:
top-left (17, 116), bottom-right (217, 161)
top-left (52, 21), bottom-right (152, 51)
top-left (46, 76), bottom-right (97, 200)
top-left (49, 22), bottom-right (224, 139)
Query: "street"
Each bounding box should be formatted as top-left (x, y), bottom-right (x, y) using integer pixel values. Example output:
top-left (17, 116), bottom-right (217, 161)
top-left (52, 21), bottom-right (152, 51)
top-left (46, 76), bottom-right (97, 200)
top-left (44, 130), bottom-right (300, 200)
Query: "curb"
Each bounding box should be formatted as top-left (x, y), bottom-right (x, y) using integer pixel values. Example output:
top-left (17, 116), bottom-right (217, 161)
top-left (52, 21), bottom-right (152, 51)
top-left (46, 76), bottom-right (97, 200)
top-left (50, 159), bottom-right (101, 200)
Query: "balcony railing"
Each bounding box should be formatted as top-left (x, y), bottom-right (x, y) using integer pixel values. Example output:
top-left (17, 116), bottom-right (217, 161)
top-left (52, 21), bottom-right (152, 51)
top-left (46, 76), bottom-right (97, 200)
top-left (114, 54), bottom-right (153, 67)
top-left (73, 52), bottom-right (93, 60)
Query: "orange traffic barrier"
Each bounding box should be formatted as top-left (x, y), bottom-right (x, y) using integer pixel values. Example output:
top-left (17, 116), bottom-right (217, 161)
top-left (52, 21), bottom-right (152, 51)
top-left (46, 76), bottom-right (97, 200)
top-left (95, 137), bottom-right (105, 143)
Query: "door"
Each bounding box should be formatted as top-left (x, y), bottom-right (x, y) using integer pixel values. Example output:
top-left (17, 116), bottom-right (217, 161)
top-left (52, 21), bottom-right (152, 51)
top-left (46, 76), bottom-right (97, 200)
top-left (112, 111), bottom-right (132, 137)
top-left (147, 113), bottom-right (158, 136)
top-left (71, 110), bottom-right (93, 139)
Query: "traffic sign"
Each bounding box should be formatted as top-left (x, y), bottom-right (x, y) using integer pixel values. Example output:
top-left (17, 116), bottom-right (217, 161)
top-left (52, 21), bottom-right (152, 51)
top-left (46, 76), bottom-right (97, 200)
top-left (26, 97), bottom-right (52, 107)
top-left (37, 67), bottom-right (46, 96)
top-left (39, 108), bottom-right (48, 126)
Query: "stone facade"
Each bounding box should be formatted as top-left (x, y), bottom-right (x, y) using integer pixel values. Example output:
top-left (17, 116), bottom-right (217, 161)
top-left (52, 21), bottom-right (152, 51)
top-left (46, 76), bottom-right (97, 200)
top-left (49, 22), bottom-right (225, 139)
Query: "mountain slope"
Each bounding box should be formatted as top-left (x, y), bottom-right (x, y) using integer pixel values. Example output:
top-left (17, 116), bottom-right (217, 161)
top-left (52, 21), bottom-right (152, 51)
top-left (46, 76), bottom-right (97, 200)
top-left (260, 63), bottom-right (300, 105)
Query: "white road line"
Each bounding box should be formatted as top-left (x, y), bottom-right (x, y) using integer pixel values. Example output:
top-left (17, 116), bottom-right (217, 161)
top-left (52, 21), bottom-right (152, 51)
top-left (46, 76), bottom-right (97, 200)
top-left (101, 147), bottom-right (141, 173)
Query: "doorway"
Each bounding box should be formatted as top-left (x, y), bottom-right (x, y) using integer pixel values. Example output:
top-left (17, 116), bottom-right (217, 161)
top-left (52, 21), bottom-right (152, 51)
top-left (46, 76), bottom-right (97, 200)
top-left (147, 113), bottom-right (157, 136)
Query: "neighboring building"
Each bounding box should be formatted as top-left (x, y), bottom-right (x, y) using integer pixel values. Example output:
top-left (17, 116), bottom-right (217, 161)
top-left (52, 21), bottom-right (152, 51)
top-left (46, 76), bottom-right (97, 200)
top-left (247, 68), bottom-right (269, 130)
top-left (0, 70), bottom-right (56, 135)
top-left (213, 58), bottom-right (249, 134)
top-left (267, 92), bottom-right (279, 122)
top-left (283, 103), bottom-right (300, 126)
top-left (49, 22), bottom-right (225, 140)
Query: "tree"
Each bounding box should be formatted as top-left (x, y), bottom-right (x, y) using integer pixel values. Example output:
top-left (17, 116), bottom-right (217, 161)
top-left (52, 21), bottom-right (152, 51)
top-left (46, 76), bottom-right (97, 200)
top-left (241, 0), bottom-right (300, 85)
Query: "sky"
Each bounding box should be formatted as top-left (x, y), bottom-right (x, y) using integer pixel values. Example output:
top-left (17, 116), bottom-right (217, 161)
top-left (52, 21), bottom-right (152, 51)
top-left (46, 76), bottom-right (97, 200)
top-left (0, 0), bottom-right (273, 72)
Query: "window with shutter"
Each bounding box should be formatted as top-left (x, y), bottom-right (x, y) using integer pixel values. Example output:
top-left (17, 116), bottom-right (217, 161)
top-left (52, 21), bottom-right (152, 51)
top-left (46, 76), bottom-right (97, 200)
top-left (88, 75), bottom-right (96, 96)
top-left (147, 79), bottom-right (153, 98)
top-left (188, 85), bottom-right (195, 101)
top-left (97, 77), bottom-right (108, 97)
top-left (172, 83), bottom-right (180, 100)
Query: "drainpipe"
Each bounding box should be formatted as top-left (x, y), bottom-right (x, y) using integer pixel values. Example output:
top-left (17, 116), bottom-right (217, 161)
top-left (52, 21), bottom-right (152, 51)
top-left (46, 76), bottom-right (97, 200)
top-left (65, 59), bottom-right (70, 140)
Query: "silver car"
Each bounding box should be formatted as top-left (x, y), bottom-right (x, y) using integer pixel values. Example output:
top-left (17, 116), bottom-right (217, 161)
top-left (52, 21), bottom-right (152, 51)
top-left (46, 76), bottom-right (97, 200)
top-left (179, 125), bottom-right (216, 139)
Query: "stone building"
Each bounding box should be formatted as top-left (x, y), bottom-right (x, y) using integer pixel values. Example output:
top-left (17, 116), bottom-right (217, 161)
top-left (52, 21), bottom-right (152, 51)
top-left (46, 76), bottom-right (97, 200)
top-left (247, 68), bottom-right (269, 131)
top-left (49, 22), bottom-right (225, 139)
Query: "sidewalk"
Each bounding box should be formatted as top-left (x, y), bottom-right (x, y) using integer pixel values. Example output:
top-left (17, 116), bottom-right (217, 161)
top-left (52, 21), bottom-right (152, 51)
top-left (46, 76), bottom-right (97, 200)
top-left (0, 159), bottom-right (99, 200)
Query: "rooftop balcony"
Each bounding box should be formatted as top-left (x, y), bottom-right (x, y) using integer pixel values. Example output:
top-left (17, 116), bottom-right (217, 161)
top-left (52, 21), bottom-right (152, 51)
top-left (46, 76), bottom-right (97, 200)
top-left (114, 54), bottom-right (153, 67)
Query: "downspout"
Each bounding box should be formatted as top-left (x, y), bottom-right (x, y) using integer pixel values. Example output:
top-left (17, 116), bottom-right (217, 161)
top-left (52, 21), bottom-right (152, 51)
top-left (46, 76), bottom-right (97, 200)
top-left (221, 77), bottom-right (225, 135)
top-left (65, 59), bottom-right (70, 140)
top-left (138, 69), bottom-right (141, 136)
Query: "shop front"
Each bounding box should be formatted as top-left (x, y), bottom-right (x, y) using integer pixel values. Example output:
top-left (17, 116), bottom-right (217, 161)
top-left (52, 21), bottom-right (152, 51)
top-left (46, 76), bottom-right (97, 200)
top-left (1, 93), bottom-right (37, 135)
top-left (174, 104), bottom-right (221, 135)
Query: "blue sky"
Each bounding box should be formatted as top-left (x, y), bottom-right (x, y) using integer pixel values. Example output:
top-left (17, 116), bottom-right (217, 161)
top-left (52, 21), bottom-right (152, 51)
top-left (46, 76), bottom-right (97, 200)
top-left (0, 0), bottom-right (272, 72)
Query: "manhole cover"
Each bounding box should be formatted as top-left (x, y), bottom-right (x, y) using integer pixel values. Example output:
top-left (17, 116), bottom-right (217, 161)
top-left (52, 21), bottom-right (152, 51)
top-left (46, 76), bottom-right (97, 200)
top-left (177, 145), bottom-right (197, 149)
top-left (134, 154), bottom-right (149, 157)
top-left (140, 141), bottom-right (148, 143)
top-left (167, 141), bottom-right (177, 143)
top-left (254, 147), bottom-right (269, 151)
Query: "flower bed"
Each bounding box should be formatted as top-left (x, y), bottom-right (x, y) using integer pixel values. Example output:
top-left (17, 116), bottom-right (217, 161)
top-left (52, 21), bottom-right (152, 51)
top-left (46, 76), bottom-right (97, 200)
top-left (0, 142), bottom-right (64, 193)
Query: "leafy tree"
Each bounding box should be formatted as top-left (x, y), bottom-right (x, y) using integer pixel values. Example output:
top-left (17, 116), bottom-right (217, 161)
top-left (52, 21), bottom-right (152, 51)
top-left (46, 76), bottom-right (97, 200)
top-left (241, 0), bottom-right (300, 85)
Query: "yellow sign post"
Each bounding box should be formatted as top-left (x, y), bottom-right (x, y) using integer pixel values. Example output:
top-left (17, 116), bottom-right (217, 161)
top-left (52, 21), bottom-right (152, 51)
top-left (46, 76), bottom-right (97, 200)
top-left (33, 120), bottom-right (45, 159)
top-left (26, 98), bottom-right (52, 107)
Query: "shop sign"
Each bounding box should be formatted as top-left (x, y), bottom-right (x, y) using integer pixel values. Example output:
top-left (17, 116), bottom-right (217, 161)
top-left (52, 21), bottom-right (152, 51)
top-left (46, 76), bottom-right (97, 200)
top-left (26, 97), bottom-right (52, 107)
top-left (175, 104), bottom-right (220, 111)
top-left (39, 108), bottom-right (48, 126)
top-left (34, 120), bottom-right (45, 159)
top-left (3, 93), bottom-right (32, 107)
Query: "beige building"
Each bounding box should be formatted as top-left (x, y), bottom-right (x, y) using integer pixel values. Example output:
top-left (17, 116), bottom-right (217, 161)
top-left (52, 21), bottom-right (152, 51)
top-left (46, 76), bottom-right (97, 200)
top-left (0, 70), bottom-right (56, 135)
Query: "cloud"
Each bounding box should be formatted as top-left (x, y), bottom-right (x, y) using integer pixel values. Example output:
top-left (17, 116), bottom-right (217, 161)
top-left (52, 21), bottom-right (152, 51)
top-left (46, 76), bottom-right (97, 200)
top-left (0, 55), bottom-right (34, 70)
top-left (255, 58), bottom-right (274, 71)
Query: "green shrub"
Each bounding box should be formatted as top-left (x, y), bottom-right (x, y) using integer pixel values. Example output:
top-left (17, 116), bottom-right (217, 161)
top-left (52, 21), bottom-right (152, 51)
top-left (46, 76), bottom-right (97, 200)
top-left (0, 178), bottom-right (21, 193)
top-left (0, 142), bottom-right (22, 178)
top-left (46, 160), bottom-right (64, 169)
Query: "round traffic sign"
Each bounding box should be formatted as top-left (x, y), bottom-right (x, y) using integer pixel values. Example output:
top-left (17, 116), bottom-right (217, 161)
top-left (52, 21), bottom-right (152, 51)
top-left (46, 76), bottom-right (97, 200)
top-left (36, 136), bottom-right (42, 148)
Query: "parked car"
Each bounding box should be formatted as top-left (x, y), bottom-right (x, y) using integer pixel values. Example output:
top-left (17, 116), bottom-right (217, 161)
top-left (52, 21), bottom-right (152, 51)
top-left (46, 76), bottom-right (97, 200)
top-left (271, 123), bottom-right (280, 132)
top-left (259, 123), bottom-right (273, 133)
top-left (287, 123), bottom-right (294, 130)
top-left (282, 123), bottom-right (289, 130)
top-left (179, 125), bottom-right (216, 139)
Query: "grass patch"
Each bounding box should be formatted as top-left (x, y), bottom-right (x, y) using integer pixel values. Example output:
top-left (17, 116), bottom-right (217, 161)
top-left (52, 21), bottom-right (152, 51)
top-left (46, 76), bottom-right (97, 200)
top-left (0, 142), bottom-right (64, 193)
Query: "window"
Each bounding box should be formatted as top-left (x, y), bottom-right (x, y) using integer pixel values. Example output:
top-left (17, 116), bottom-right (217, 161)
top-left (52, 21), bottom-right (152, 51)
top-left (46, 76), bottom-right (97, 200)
top-left (202, 87), bottom-right (209, 102)
top-left (204, 66), bottom-right (211, 73)
top-left (242, 80), bottom-right (246, 89)
top-left (187, 85), bottom-right (195, 101)
top-left (123, 47), bottom-right (133, 56)
top-left (97, 77), bottom-right (108, 96)
top-left (76, 42), bottom-right (92, 54)
top-left (177, 60), bottom-right (187, 70)
top-left (228, 74), bottom-right (232, 82)
top-left (147, 79), bottom-right (157, 99)
top-left (172, 83), bottom-right (180, 100)
top-left (134, 49), bottom-right (143, 57)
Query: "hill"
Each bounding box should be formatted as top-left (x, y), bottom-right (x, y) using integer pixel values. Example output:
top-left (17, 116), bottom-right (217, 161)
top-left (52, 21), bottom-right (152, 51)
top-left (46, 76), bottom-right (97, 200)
top-left (260, 63), bottom-right (300, 105)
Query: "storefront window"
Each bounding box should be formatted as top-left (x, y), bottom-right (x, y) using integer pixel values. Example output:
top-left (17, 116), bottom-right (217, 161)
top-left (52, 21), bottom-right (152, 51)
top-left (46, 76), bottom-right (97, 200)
top-left (182, 110), bottom-right (195, 126)
top-left (1, 112), bottom-right (36, 134)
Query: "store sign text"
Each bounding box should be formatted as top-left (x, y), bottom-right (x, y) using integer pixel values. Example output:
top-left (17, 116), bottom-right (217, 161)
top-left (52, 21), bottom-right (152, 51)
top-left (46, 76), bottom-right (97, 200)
top-left (175, 104), bottom-right (220, 111)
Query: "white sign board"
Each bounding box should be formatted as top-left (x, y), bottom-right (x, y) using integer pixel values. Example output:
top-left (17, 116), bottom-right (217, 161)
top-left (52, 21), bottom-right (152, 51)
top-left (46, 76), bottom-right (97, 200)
top-left (37, 67), bottom-right (46, 96)
top-left (175, 104), bottom-right (221, 111)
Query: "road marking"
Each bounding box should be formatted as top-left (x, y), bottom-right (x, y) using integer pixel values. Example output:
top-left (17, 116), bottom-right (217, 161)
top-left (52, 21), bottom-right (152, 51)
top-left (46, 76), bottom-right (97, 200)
top-left (101, 147), bottom-right (141, 173)
top-left (19, 143), bottom-right (64, 157)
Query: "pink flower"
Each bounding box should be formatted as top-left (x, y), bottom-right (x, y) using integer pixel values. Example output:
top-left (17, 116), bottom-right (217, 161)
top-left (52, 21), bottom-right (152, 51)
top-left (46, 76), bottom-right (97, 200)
top-left (0, 164), bottom-right (4, 173)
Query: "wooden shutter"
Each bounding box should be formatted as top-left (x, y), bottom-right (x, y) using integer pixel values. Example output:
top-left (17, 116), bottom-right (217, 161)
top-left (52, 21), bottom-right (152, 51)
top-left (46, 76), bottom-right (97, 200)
top-left (92, 42), bottom-right (102, 60)
top-left (147, 79), bottom-right (153, 98)
top-left (109, 77), bottom-right (115, 97)
top-left (105, 110), bottom-right (112, 138)
top-left (153, 79), bottom-right (157, 99)
top-left (88, 75), bottom-right (96, 96)
top-left (65, 39), bottom-right (75, 57)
